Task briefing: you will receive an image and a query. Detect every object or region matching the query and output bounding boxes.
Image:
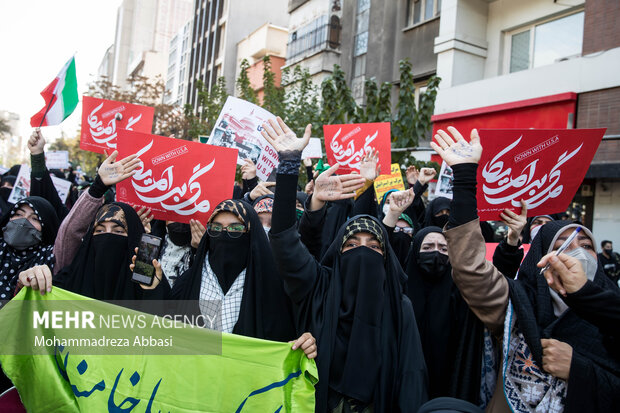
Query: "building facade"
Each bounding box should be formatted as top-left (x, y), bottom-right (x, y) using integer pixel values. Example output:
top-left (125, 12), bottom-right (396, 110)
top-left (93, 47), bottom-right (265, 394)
top-left (110, 0), bottom-right (193, 88)
top-left (235, 23), bottom-right (288, 103)
top-left (432, 0), bottom-right (620, 244)
top-left (164, 20), bottom-right (193, 106)
top-left (185, 0), bottom-right (289, 110)
top-left (0, 111), bottom-right (25, 167)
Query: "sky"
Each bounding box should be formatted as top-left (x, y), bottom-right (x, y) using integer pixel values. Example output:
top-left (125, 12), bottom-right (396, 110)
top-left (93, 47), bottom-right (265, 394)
top-left (0, 0), bottom-right (123, 141)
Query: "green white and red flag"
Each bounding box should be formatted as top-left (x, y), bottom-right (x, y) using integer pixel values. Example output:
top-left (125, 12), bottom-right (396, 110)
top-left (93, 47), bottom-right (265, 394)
top-left (30, 56), bottom-right (78, 127)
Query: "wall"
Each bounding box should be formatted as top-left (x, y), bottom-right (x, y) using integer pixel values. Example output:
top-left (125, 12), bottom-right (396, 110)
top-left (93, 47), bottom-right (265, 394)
top-left (582, 0), bottom-right (620, 54)
top-left (485, 0), bottom-right (585, 78)
top-left (434, 45), bottom-right (620, 115)
top-left (592, 180), bottom-right (620, 249)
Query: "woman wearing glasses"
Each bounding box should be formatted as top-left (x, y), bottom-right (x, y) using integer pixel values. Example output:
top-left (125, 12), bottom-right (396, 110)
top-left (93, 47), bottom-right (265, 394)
top-left (144, 199), bottom-right (303, 345)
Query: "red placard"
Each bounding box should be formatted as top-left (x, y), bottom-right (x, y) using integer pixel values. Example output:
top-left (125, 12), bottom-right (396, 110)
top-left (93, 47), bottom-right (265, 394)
top-left (116, 130), bottom-right (238, 223)
top-left (323, 122), bottom-right (391, 174)
top-left (476, 128), bottom-right (605, 221)
top-left (81, 96), bottom-right (155, 154)
top-left (485, 243), bottom-right (530, 262)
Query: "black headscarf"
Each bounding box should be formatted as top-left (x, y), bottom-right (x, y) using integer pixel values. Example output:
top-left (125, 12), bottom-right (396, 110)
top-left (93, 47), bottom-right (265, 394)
top-left (306, 214), bottom-right (427, 411)
top-left (54, 202), bottom-right (165, 300)
top-left (508, 220), bottom-right (620, 412)
top-left (0, 197), bottom-right (59, 294)
top-left (170, 199), bottom-right (296, 342)
top-left (423, 197), bottom-right (451, 228)
top-left (406, 226), bottom-right (484, 401)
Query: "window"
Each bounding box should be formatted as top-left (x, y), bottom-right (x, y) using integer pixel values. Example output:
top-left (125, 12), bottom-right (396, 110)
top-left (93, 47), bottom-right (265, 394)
top-left (406, 0), bottom-right (440, 26)
top-left (286, 15), bottom-right (331, 61)
top-left (508, 11), bottom-right (584, 73)
top-left (352, 0), bottom-right (370, 99)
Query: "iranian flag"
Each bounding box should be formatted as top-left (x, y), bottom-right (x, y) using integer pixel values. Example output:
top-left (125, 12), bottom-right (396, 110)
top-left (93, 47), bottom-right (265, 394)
top-left (30, 56), bottom-right (78, 127)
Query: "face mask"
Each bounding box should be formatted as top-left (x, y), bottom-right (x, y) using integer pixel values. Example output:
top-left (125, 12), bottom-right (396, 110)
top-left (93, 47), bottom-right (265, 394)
top-left (530, 225), bottom-right (542, 241)
top-left (432, 214), bottom-right (449, 228)
top-left (418, 251), bottom-right (450, 279)
top-left (565, 247), bottom-right (598, 281)
top-left (2, 218), bottom-right (42, 250)
top-left (604, 247), bottom-right (613, 255)
top-left (382, 203), bottom-right (390, 216)
top-left (0, 187), bottom-right (12, 202)
top-left (167, 222), bottom-right (191, 246)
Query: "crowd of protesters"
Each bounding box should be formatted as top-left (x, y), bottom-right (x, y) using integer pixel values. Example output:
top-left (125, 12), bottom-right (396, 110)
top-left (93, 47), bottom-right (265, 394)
top-left (0, 120), bottom-right (618, 413)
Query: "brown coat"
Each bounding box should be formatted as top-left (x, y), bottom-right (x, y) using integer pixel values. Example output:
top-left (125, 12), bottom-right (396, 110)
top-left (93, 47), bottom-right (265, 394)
top-left (444, 219), bottom-right (511, 413)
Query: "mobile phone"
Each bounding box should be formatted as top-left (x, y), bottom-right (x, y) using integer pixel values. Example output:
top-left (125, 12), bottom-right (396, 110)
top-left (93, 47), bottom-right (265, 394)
top-left (132, 234), bottom-right (163, 286)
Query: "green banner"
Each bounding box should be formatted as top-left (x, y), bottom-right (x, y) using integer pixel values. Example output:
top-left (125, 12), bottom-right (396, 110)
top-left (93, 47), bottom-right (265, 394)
top-left (0, 288), bottom-right (317, 412)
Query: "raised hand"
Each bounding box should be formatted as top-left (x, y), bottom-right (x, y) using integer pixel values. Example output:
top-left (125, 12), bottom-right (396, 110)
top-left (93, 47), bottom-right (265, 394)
top-left (431, 126), bottom-right (483, 166)
top-left (261, 117), bottom-right (311, 154)
top-left (241, 159), bottom-right (257, 180)
top-left (249, 181), bottom-right (276, 201)
top-left (28, 128), bottom-right (46, 155)
top-left (130, 247), bottom-right (163, 290)
top-left (359, 148), bottom-right (380, 181)
top-left (383, 189), bottom-right (415, 227)
top-left (501, 200), bottom-right (528, 246)
top-left (18, 265), bottom-right (53, 295)
top-left (190, 219), bottom-right (206, 249)
top-left (406, 166), bottom-right (419, 186)
top-left (135, 206), bottom-right (154, 233)
top-left (98, 151), bottom-right (141, 186)
top-left (310, 164), bottom-right (366, 211)
top-left (417, 167), bottom-right (437, 186)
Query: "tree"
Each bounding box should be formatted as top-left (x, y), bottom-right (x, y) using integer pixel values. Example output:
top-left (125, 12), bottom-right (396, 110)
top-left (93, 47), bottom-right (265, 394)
top-left (236, 59), bottom-right (258, 104)
top-left (48, 131), bottom-right (102, 176)
top-left (261, 56), bottom-right (286, 116)
top-left (0, 118), bottom-right (10, 138)
top-left (86, 75), bottom-right (190, 139)
top-left (281, 65), bottom-right (321, 138)
top-left (184, 77), bottom-right (228, 140)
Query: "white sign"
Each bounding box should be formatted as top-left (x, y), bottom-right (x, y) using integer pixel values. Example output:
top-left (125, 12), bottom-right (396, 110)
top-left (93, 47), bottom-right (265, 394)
top-left (8, 165), bottom-right (31, 204)
top-left (207, 97), bottom-right (279, 181)
top-left (45, 151), bottom-right (70, 169)
top-left (7, 164), bottom-right (72, 204)
top-left (434, 162), bottom-right (454, 200)
top-left (301, 138), bottom-right (323, 159)
top-left (51, 176), bottom-right (72, 203)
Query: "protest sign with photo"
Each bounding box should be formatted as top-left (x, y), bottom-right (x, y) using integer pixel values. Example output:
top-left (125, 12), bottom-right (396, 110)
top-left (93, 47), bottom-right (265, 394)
top-left (476, 128), bottom-right (605, 221)
top-left (374, 163), bottom-right (406, 204)
top-left (45, 151), bottom-right (70, 169)
top-left (434, 162), bottom-right (454, 200)
top-left (323, 122), bottom-right (391, 175)
top-left (7, 165), bottom-right (30, 204)
top-left (207, 96), bottom-right (279, 181)
top-left (8, 165), bottom-right (72, 204)
top-left (301, 138), bottom-right (323, 159)
top-left (116, 130), bottom-right (238, 223)
top-left (81, 96), bottom-right (155, 154)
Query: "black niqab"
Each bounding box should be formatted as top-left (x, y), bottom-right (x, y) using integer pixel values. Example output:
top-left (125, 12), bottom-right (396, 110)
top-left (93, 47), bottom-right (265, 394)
top-left (406, 226), bottom-right (484, 402)
top-left (171, 199), bottom-right (296, 341)
top-left (508, 220), bottom-right (620, 412)
top-left (423, 197), bottom-right (451, 228)
top-left (54, 202), bottom-right (165, 300)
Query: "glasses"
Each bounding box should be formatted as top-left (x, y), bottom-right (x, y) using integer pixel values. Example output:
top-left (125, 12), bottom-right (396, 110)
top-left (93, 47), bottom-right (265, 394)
top-left (394, 226), bottom-right (413, 235)
top-left (207, 223), bottom-right (247, 238)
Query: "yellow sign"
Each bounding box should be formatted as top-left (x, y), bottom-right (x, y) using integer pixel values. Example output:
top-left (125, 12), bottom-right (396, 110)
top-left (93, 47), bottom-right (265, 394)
top-left (374, 163), bottom-right (405, 203)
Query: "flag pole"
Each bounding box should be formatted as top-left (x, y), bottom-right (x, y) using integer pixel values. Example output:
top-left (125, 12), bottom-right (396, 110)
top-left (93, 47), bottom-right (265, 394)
top-left (38, 95), bottom-right (57, 128)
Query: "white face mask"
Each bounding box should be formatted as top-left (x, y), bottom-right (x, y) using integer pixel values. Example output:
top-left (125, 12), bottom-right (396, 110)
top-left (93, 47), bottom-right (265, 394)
top-left (564, 247), bottom-right (598, 281)
top-left (382, 203), bottom-right (390, 216)
top-left (530, 225), bottom-right (542, 241)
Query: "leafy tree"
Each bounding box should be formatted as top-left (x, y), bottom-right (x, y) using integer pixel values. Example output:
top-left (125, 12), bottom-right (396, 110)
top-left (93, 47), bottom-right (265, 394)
top-left (236, 59), bottom-right (258, 104)
top-left (0, 118), bottom-right (10, 137)
top-left (261, 56), bottom-right (286, 116)
top-left (281, 65), bottom-right (321, 138)
top-left (184, 77), bottom-right (228, 140)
